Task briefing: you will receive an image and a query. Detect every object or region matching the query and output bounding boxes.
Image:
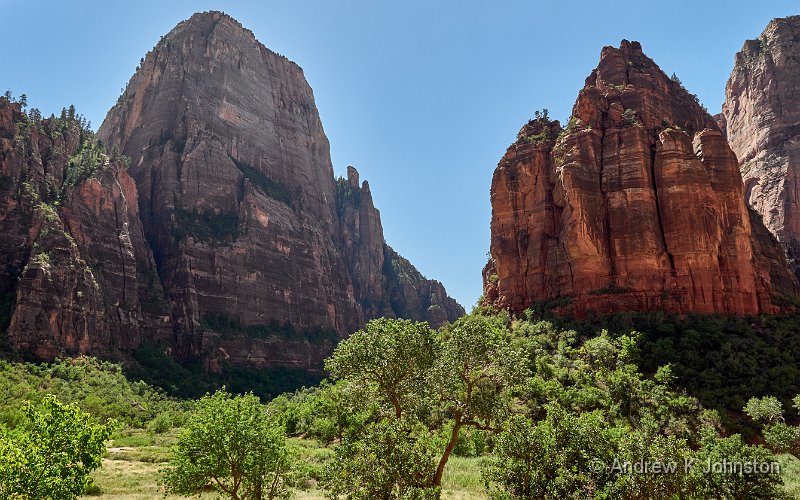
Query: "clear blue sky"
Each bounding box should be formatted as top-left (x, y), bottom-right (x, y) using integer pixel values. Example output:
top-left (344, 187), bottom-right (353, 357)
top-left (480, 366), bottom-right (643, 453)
top-left (3, 0), bottom-right (797, 308)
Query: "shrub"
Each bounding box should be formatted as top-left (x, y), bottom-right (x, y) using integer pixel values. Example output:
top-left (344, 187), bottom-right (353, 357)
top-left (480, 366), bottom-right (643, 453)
top-left (162, 389), bottom-right (293, 499)
top-left (0, 395), bottom-right (115, 500)
top-left (322, 418), bottom-right (441, 499)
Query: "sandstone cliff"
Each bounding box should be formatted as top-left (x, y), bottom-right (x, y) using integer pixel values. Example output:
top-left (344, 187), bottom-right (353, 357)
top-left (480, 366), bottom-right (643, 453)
top-left (722, 15), bottom-right (800, 274)
top-left (0, 100), bottom-right (173, 359)
top-left (484, 40), bottom-right (798, 316)
top-left (89, 11), bottom-right (462, 368)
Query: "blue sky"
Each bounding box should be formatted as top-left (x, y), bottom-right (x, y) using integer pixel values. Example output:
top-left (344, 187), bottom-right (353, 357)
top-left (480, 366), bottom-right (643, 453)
top-left (2, 0), bottom-right (798, 308)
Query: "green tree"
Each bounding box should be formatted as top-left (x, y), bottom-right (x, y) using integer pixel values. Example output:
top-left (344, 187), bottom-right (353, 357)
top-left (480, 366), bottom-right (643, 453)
top-left (431, 314), bottom-right (525, 486)
top-left (745, 395), bottom-right (800, 455)
top-left (322, 418), bottom-right (440, 500)
top-left (693, 428), bottom-right (784, 499)
top-left (324, 315), bottom-right (525, 492)
top-left (162, 390), bottom-right (292, 500)
top-left (0, 395), bottom-right (114, 500)
top-left (744, 396), bottom-right (785, 424)
top-left (325, 318), bottom-right (439, 419)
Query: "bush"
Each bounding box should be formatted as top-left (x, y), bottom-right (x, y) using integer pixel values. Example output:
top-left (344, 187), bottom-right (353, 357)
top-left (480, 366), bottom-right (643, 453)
top-left (162, 389), bottom-right (293, 499)
top-left (0, 395), bottom-right (115, 500)
top-left (322, 418), bottom-right (441, 499)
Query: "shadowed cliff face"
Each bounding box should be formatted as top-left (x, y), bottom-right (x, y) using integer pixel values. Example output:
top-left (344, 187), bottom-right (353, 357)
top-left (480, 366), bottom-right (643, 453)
top-left (93, 11), bottom-right (462, 368)
top-left (484, 40), bottom-right (798, 317)
top-left (722, 15), bottom-right (800, 275)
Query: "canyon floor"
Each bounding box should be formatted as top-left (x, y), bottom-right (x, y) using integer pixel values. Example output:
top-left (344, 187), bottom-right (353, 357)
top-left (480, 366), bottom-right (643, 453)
top-left (88, 429), bottom-right (488, 499)
top-left (86, 428), bottom-right (800, 499)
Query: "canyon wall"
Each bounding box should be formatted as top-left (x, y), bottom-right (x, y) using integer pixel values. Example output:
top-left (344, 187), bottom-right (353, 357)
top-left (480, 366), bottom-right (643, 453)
top-left (1, 11), bottom-right (462, 372)
top-left (722, 15), bottom-right (800, 276)
top-left (484, 40), bottom-right (798, 316)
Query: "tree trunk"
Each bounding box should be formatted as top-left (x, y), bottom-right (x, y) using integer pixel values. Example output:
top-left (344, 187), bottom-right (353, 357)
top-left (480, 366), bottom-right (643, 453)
top-left (433, 418), bottom-right (462, 487)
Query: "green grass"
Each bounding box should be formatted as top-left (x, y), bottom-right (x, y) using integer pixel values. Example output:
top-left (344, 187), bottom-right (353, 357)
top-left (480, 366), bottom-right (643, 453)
top-left (82, 434), bottom-right (800, 499)
top-left (442, 456), bottom-right (488, 499)
top-left (87, 433), bottom-right (488, 499)
top-left (779, 453), bottom-right (800, 498)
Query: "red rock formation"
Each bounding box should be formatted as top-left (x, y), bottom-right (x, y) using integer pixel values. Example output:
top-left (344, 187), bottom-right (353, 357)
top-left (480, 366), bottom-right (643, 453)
top-left (1, 12), bottom-right (462, 372)
top-left (722, 15), bottom-right (800, 272)
top-left (0, 100), bottom-right (172, 359)
top-left (484, 40), bottom-right (798, 317)
top-left (93, 12), bottom-right (462, 367)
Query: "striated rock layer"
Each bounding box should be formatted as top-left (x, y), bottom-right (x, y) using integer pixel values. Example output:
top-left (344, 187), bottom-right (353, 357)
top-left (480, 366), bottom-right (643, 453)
top-left (91, 11), bottom-right (462, 368)
top-left (722, 15), bottom-right (800, 274)
top-left (484, 40), bottom-right (798, 317)
top-left (0, 12), bottom-right (462, 372)
top-left (0, 101), bottom-right (173, 360)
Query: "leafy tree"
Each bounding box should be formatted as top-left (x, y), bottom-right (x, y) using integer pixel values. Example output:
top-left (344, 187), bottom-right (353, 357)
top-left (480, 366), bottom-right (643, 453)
top-left (325, 318), bottom-right (439, 419)
top-left (692, 428), bottom-right (784, 499)
top-left (0, 395), bottom-right (114, 500)
top-left (744, 396), bottom-right (785, 424)
top-left (324, 315), bottom-right (525, 491)
top-left (322, 418), bottom-right (440, 500)
top-left (482, 407), bottom-right (614, 499)
top-left (431, 313), bottom-right (525, 485)
top-left (162, 389), bottom-right (292, 500)
top-left (268, 379), bottom-right (377, 444)
top-left (745, 396), bottom-right (800, 455)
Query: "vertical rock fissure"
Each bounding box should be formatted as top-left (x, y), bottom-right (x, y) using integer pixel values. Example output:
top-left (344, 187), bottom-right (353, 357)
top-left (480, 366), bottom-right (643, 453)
top-left (649, 140), bottom-right (675, 273)
top-left (112, 199), bottom-right (128, 306)
top-left (598, 120), bottom-right (617, 281)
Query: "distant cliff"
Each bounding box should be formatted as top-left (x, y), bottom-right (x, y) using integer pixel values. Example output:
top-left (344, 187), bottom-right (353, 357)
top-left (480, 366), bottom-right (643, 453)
top-left (722, 15), bottom-right (800, 276)
top-left (484, 40), bottom-right (798, 316)
top-left (1, 11), bottom-right (462, 373)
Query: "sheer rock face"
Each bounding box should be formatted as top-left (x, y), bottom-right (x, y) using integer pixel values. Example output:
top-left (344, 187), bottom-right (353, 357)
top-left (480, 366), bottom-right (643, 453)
top-left (484, 41), bottom-right (798, 317)
top-left (0, 102), bottom-right (172, 360)
top-left (93, 11), bottom-right (462, 367)
top-left (722, 16), bottom-right (800, 272)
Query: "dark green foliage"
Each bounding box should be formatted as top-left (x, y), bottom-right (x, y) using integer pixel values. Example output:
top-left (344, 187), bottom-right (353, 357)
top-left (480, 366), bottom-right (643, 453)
top-left (201, 313), bottom-right (338, 343)
top-left (63, 140), bottom-right (105, 189)
top-left (383, 246), bottom-right (425, 285)
top-left (525, 311), bottom-right (800, 435)
top-left (220, 364), bottom-right (326, 400)
top-left (622, 108), bottom-right (639, 127)
top-left (335, 176), bottom-right (361, 215)
top-left (230, 156), bottom-right (293, 207)
top-left (0, 357), bottom-right (189, 430)
top-left (129, 342), bottom-right (215, 398)
top-left (0, 173), bottom-right (12, 192)
top-left (522, 128), bottom-right (554, 145)
top-left (173, 205), bottom-right (240, 244)
top-left (130, 341), bottom-right (324, 400)
top-left (480, 317), bottom-right (785, 499)
top-left (0, 283), bottom-right (16, 342)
